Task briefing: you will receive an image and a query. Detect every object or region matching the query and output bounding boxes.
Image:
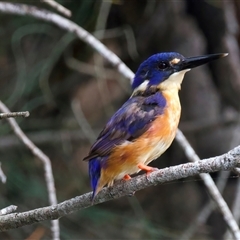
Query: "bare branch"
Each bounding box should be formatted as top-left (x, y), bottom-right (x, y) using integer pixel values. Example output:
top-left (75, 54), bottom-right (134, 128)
top-left (93, 1), bottom-right (115, 116)
top-left (0, 146), bottom-right (239, 232)
top-left (225, 178), bottom-right (240, 240)
top-left (0, 205), bottom-right (17, 216)
top-left (225, 119), bottom-right (240, 240)
top-left (0, 129), bottom-right (94, 148)
top-left (176, 130), bottom-right (240, 239)
top-left (180, 170), bottom-right (230, 240)
top-left (179, 113), bottom-right (238, 133)
top-left (0, 2), bottom-right (238, 238)
top-left (0, 111), bottom-right (29, 119)
top-left (0, 163), bottom-right (6, 183)
top-left (65, 58), bottom-right (118, 80)
top-left (41, 0), bottom-right (71, 17)
top-left (93, 26), bottom-right (140, 60)
top-left (71, 100), bottom-right (96, 144)
top-left (0, 101), bottom-right (59, 240)
top-left (233, 168), bottom-right (240, 175)
top-left (0, 2), bottom-right (134, 82)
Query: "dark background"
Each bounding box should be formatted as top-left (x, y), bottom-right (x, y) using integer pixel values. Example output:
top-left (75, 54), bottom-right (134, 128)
top-left (0, 0), bottom-right (240, 239)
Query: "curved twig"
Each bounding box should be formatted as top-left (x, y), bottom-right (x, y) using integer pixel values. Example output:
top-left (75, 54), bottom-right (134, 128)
top-left (0, 101), bottom-right (59, 240)
top-left (41, 0), bottom-right (71, 17)
top-left (0, 2), bottom-right (134, 82)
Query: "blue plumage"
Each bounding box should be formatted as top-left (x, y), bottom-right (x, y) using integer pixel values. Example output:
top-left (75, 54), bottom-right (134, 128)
top-left (132, 52), bottom-right (184, 90)
top-left (88, 158), bottom-right (101, 198)
top-left (83, 51), bottom-right (227, 199)
top-left (84, 92), bottom-right (166, 161)
top-left (84, 91), bottom-right (167, 196)
top-left (88, 157), bottom-right (109, 199)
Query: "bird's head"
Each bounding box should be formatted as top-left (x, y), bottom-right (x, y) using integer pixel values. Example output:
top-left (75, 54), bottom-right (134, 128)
top-left (132, 52), bottom-right (228, 94)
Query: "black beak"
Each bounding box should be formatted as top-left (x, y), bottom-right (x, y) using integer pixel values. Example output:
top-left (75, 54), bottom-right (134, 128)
top-left (179, 53), bottom-right (228, 71)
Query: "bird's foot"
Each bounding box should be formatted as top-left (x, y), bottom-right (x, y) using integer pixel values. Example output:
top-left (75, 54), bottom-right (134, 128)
top-left (122, 175), bottom-right (134, 196)
top-left (137, 163), bottom-right (159, 175)
top-left (123, 174), bottom-right (131, 180)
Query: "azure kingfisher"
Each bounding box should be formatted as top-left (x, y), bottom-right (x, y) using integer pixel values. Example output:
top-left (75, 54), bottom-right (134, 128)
top-left (83, 52), bottom-right (228, 200)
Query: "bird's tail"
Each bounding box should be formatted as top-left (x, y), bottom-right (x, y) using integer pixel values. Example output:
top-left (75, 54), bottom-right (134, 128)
top-left (88, 158), bottom-right (101, 200)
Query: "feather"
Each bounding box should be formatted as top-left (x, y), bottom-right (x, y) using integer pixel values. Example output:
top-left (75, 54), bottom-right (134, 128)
top-left (83, 91), bottom-right (166, 161)
top-left (84, 91), bottom-right (167, 199)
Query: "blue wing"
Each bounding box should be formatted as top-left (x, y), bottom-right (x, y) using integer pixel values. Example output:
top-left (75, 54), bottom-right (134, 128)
top-left (83, 91), bottom-right (166, 161)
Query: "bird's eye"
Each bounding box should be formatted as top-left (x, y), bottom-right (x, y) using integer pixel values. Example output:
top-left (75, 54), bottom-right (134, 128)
top-left (158, 62), bottom-right (168, 70)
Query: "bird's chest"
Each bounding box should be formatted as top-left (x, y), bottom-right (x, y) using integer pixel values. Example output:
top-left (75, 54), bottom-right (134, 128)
top-left (141, 90), bottom-right (181, 162)
top-left (162, 91), bottom-right (181, 134)
top-left (146, 90), bottom-right (181, 135)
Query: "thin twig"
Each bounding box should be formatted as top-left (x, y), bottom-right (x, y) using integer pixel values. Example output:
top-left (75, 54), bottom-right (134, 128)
top-left (94, 0), bottom-right (115, 116)
top-left (0, 101), bottom-right (59, 240)
top-left (0, 205), bottom-right (17, 216)
top-left (0, 163), bottom-right (6, 183)
top-left (0, 129), bottom-right (98, 148)
top-left (41, 0), bottom-right (71, 17)
top-left (0, 2), bottom-right (134, 82)
top-left (233, 168), bottom-right (240, 176)
top-left (225, 179), bottom-right (240, 240)
top-left (0, 111), bottom-right (29, 119)
top-left (176, 130), bottom-right (240, 239)
top-left (180, 170), bottom-right (230, 240)
top-left (179, 113), bottom-right (238, 133)
top-left (65, 58), bottom-right (118, 80)
top-left (0, 146), bottom-right (239, 232)
top-left (225, 116), bottom-right (240, 240)
top-left (71, 100), bottom-right (96, 144)
top-left (93, 26), bottom-right (140, 60)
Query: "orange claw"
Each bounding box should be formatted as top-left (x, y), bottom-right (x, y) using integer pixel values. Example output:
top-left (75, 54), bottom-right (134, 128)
top-left (123, 174), bottom-right (131, 180)
top-left (137, 163), bottom-right (158, 175)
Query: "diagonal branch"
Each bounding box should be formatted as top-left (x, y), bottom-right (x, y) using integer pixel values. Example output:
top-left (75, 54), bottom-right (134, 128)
top-left (0, 146), bottom-right (239, 233)
top-left (176, 129), bottom-right (240, 237)
top-left (0, 101), bottom-right (59, 240)
top-left (0, 2), bottom-right (134, 82)
top-left (0, 162), bottom-right (7, 183)
top-left (41, 0), bottom-right (71, 17)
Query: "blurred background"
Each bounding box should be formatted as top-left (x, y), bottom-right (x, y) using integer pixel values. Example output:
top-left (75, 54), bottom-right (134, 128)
top-left (0, 0), bottom-right (240, 239)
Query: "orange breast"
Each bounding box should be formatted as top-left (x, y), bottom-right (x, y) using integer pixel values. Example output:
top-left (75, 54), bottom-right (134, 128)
top-left (98, 89), bottom-right (181, 190)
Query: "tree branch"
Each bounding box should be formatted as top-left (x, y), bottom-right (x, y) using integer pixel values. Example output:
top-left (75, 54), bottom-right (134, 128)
top-left (0, 101), bottom-right (59, 240)
top-left (0, 162), bottom-right (6, 183)
top-left (0, 2), bottom-right (134, 82)
top-left (180, 170), bottom-right (230, 240)
top-left (0, 145), bottom-right (239, 232)
top-left (0, 111), bottom-right (29, 119)
top-left (176, 130), bottom-right (240, 238)
top-left (41, 0), bottom-right (71, 17)
top-left (0, 205), bottom-right (17, 216)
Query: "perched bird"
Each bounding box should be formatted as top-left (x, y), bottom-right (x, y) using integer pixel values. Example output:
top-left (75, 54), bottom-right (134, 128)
top-left (83, 52), bottom-right (227, 200)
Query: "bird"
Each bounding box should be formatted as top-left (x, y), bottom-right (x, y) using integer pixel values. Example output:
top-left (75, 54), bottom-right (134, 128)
top-left (83, 51), bottom-right (228, 200)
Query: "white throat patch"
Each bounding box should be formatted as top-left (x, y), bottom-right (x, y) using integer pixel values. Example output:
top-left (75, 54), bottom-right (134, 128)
top-left (132, 80), bottom-right (149, 95)
top-left (159, 69), bottom-right (190, 90)
top-left (132, 69), bottom-right (190, 95)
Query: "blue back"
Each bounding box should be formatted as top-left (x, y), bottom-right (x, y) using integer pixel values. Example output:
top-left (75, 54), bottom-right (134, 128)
top-left (85, 52), bottom-right (187, 198)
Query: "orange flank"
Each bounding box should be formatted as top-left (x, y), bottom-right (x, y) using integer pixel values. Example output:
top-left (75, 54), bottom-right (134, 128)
top-left (95, 89), bottom-right (181, 195)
